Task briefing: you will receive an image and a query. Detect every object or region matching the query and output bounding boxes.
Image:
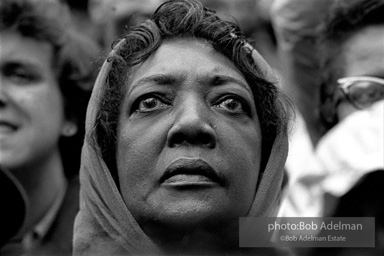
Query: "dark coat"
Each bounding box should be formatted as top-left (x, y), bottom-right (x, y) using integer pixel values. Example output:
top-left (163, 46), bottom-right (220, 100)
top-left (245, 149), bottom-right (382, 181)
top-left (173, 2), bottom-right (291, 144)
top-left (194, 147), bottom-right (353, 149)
top-left (26, 176), bottom-right (80, 256)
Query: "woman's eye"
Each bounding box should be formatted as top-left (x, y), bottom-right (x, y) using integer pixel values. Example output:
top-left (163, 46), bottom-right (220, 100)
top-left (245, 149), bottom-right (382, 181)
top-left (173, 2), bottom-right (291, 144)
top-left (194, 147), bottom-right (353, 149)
top-left (215, 97), bottom-right (248, 115)
top-left (134, 96), bottom-right (170, 114)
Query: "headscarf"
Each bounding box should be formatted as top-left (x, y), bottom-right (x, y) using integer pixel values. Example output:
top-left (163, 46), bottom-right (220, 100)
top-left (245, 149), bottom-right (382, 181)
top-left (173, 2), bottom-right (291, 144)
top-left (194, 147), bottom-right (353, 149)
top-left (73, 34), bottom-right (289, 256)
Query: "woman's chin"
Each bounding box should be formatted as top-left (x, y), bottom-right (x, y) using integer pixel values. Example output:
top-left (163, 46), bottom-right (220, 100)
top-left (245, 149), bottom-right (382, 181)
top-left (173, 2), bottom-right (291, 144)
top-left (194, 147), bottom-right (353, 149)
top-left (127, 190), bottom-right (250, 231)
top-left (144, 201), bottom-right (241, 232)
top-left (139, 205), bottom-right (240, 253)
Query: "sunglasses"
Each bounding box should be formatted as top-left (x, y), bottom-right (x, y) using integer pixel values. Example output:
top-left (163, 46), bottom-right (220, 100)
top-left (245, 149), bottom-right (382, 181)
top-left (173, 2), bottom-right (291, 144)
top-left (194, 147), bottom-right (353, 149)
top-left (337, 76), bottom-right (384, 109)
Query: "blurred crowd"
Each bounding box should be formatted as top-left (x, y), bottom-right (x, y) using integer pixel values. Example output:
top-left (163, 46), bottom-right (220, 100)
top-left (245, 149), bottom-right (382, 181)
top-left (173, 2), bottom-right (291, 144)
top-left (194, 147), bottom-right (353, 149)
top-left (0, 0), bottom-right (383, 255)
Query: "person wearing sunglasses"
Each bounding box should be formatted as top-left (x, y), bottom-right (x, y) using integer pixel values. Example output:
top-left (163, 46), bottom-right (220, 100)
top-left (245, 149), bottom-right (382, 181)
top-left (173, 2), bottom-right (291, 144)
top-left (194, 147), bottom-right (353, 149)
top-left (276, 1), bottom-right (383, 254)
top-left (300, 0), bottom-right (384, 254)
top-left (332, 76), bottom-right (384, 116)
top-left (319, 0), bottom-right (384, 126)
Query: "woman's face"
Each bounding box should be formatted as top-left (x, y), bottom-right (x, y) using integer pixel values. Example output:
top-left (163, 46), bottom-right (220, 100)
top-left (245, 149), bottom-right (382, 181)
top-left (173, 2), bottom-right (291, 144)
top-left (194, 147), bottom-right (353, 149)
top-left (0, 31), bottom-right (74, 172)
top-left (116, 38), bottom-right (262, 228)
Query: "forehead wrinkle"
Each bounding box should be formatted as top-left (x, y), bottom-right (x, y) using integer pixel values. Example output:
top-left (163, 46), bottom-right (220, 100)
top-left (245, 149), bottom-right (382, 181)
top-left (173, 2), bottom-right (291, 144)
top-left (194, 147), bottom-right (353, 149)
top-left (129, 69), bottom-right (251, 95)
top-left (127, 43), bottom-right (250, 94)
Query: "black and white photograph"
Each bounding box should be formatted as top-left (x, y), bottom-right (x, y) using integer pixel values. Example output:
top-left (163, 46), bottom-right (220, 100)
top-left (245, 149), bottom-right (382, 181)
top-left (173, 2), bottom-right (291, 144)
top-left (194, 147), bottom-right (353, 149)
top-left (1, 0), bottom-right (383, 255)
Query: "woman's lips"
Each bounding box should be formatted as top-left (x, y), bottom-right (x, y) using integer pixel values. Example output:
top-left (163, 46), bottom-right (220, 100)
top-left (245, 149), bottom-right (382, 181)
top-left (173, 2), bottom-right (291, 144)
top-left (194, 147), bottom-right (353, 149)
top-left (161, 158), bottom-right (224, 187)
top-left (164, 174), bottom-right (214, 185)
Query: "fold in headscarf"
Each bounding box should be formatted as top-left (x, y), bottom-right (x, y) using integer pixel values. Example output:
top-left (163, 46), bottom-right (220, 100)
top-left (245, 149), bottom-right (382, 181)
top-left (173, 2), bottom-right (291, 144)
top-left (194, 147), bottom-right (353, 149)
top-left (73, 37), bottom-right (289, 255)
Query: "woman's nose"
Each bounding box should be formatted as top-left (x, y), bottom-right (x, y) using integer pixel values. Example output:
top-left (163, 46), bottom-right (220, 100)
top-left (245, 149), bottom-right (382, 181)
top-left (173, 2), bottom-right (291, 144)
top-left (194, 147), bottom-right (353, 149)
top-left (167, 97), bottom-right (217, 149)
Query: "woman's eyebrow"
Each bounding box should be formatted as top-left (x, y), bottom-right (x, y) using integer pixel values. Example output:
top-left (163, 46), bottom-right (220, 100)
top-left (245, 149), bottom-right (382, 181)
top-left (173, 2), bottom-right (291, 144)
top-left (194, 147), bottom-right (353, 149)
top-left (129, 74), bottom-right (176, 93)
top-left (210, 75), bottom-right (251, 93)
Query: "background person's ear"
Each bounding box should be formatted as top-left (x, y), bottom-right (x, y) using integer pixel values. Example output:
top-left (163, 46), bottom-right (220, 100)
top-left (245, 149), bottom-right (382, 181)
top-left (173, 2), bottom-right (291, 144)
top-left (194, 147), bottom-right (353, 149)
top-left (61, 121), bottom-right (78, 137)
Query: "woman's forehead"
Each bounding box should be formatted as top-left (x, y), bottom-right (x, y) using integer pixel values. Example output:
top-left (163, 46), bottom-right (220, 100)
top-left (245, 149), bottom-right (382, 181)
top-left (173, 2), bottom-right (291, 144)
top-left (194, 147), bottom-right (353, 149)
top-left (126, 37), bottom-right (250, 92)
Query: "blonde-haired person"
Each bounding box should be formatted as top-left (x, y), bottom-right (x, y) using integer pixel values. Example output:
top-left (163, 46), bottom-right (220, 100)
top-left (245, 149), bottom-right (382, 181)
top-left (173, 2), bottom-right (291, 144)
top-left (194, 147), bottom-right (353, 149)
top-left (0, 0), bottom-right (100, 255)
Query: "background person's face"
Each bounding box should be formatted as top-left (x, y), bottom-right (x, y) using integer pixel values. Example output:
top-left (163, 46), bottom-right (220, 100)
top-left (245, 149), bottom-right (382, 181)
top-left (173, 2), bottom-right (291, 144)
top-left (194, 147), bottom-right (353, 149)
top-left (116, 38), bottom-right (262, 229)
top-left (336, 25), bottom-right (384, 120)
top-left (0, 31), bottom-right (71, 172)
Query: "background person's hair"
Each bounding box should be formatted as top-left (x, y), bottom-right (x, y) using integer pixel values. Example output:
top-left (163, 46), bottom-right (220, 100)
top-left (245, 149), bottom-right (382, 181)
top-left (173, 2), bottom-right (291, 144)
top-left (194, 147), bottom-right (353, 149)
top-left (94, 0), bottom-right (292, 182)
top-left (0, 0), bottom-right (101, 178)
top-left (318, 0), bottom-right (384, 130)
